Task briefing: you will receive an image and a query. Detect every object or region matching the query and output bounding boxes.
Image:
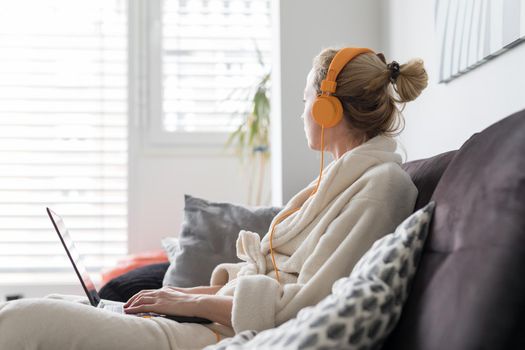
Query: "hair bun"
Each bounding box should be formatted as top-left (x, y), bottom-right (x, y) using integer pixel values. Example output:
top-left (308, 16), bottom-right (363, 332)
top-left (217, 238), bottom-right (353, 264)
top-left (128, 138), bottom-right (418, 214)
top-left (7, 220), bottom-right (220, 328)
top-left (394, 59), bottom-right (428, 103)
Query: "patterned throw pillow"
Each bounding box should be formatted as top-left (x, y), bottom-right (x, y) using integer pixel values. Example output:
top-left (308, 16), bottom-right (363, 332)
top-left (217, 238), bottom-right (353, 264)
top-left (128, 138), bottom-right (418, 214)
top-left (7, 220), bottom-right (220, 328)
top-left (206, 202), bottom-right (435, 350)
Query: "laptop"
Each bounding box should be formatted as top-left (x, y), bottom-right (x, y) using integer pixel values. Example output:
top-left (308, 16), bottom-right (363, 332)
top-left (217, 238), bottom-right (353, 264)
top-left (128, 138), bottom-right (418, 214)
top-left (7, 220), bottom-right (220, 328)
top-left (46, 207), bottom-right (212, 323)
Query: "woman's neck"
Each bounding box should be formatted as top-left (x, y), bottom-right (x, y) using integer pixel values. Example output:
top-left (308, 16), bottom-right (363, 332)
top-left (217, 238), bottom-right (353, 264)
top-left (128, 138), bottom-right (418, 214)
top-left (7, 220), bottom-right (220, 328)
top-left (328, 134), bottom-right (367, 160)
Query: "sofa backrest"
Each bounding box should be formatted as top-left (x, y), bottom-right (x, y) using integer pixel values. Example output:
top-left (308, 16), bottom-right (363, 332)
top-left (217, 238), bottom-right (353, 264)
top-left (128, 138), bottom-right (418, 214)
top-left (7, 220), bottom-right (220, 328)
top-left (384, 109), bottom-right (525, 350)
top-left (402, 150), bottom-right (458, 211)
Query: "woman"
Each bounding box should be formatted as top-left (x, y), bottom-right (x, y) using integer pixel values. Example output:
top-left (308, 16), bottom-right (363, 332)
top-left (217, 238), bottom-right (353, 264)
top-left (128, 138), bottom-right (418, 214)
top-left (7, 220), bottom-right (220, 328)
top-left (0, 47), bottom-right (427, 349)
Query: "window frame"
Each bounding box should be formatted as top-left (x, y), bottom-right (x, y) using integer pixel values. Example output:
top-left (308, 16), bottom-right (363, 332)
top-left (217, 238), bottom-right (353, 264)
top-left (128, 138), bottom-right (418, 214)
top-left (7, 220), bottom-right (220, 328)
top-left (132, 0), bottom-right (231, 150)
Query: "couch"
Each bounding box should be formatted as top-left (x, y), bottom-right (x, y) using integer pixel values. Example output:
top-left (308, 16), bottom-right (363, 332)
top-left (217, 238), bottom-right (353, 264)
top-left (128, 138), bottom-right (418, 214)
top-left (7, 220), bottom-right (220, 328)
top-left (101, 109), bottom-right (525, 349)
top-left (384, 109), bottom-right (525, 350)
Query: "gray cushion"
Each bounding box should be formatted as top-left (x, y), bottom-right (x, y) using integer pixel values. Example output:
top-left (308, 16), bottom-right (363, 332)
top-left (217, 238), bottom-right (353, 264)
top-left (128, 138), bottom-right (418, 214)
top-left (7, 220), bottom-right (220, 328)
top-left (163, 194), bottom-right (281, 287)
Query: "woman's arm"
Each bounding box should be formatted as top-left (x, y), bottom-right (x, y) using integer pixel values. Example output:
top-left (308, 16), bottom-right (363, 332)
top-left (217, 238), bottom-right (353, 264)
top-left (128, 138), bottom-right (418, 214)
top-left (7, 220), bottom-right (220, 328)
top-left (194, 294), bottom-right (233, 327)
top-left (124, 287), bottom-right (233, 327)
top-left (167, 285), bottom-right (223, 295)
top-left (125, 285), bottom-right (224, 308)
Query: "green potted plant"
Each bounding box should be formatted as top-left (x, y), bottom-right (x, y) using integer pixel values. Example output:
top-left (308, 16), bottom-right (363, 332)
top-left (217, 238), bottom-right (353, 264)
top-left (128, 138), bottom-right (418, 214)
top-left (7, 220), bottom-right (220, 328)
top-left (224, 45), bottom-right (271, 206)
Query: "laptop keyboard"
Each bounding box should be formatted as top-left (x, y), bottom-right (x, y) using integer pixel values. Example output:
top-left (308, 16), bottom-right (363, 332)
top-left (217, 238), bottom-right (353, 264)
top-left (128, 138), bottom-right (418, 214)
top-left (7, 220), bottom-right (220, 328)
top-left (98, 301), bottom-right (162, 318)
top-left (98, 301), bottom-right (124, 314)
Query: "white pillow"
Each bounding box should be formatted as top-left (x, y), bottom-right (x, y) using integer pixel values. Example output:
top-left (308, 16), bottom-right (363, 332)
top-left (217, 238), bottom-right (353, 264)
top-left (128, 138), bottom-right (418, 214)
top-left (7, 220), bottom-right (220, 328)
top-left (206, 201), bottom-right (435, 350)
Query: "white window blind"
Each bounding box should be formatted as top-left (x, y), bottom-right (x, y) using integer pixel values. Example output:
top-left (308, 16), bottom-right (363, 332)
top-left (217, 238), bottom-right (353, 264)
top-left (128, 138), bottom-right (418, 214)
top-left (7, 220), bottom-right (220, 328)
top-left (0, 0), bottom-right (128, 283)
top-left (161, 0), bottom-right (272, 134)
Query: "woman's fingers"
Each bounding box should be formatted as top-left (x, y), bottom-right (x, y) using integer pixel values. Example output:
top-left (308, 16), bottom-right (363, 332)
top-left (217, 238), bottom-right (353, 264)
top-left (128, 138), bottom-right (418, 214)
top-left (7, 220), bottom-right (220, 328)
top-left (123, 291), bottom-right (144, 308)
top-left (123, 287), bottom-right (194, 317)
top-left (124, 289), bottom-right (156, 307)
top-left (126, 296), bottom-right (157, 308)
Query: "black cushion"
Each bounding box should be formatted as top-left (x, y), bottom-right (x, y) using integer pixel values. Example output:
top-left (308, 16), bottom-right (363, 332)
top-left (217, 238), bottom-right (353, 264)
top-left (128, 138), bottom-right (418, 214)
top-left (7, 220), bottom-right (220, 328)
top-left (98, 263), bottom-right (170, 302)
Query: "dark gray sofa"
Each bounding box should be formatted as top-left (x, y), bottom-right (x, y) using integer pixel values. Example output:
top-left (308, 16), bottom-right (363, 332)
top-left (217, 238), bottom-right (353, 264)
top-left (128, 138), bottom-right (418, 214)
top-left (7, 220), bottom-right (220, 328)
top-left (384, 109), bottom-right (525, 349)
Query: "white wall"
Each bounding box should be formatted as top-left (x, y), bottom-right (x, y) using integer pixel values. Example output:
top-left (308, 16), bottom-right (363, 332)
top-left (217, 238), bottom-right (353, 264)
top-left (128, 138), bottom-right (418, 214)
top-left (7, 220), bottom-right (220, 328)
top-left (272, 0), bottom-right (384, 204)
top-left (382, 0), bottom-right (525, 161)
top-left (127, 141), bottom-right (270, 253)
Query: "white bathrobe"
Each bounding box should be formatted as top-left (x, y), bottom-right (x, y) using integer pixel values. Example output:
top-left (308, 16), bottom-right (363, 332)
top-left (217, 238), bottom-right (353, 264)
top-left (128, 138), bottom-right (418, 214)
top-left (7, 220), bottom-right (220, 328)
top-left (210, 134), bottom-right (418, 334)
top-left (0, 135), bottom-right (417, 350)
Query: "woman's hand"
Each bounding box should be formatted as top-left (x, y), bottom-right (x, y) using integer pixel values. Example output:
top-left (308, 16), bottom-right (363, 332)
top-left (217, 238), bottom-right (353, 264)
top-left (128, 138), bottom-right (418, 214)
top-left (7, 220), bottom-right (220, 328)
top-left (124, 286), bottom-right (233, 327)
top-left (124, 287), bottom-right (201, 317)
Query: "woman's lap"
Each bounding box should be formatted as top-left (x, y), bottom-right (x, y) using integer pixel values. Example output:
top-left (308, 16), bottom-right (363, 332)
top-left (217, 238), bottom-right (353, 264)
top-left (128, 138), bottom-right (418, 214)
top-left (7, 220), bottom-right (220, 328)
top-left (0, 297), bottom-right (218, 350)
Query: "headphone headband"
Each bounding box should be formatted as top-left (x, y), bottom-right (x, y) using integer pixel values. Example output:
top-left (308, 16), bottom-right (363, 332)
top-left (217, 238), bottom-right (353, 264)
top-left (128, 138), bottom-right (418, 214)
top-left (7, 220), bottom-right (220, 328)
top-left (312, 47), bottom-right (375, 129)
top-left (320, 47), bottom-right (375, 94)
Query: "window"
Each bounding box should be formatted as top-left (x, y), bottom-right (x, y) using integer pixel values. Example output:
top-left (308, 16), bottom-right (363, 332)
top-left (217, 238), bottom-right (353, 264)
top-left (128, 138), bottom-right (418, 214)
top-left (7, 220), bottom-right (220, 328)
top-left (0, 0), bottom-right (128, 284)
top-left (147, 0), bottom-right (272, 145)
top-left (0, 0), bottom-right (272, 285)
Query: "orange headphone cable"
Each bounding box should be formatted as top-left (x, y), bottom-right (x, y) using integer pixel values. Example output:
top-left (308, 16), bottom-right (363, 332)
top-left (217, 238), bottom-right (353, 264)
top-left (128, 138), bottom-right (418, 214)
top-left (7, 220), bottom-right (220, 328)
top-left (269, 125), bottom-right (325, 283)
top-left (311, 124), bottom-right (325, 196)
top-left (212, 330), bottom-right (221, 342)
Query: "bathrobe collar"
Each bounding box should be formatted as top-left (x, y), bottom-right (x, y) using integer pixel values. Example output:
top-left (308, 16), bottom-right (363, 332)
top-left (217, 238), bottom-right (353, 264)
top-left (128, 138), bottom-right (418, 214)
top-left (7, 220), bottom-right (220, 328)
top-left (259, 134), bottom-right (401, 253)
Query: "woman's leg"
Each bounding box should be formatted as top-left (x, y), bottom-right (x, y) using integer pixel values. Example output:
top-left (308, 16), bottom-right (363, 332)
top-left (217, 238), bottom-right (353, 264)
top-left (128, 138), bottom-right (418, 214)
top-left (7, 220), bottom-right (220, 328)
top-left (0, 297), bottom-right (218, 350)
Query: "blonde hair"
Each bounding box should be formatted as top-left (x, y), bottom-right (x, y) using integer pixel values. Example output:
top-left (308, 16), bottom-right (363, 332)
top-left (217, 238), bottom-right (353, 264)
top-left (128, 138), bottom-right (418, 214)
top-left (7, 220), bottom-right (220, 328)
top-left (311, 48), bottom-right (428, 140)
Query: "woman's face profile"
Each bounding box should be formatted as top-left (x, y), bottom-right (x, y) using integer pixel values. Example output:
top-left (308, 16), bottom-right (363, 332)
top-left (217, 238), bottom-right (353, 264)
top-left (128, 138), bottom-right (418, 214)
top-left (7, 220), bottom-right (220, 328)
top-left (301, 68), bottom-right (322, 150)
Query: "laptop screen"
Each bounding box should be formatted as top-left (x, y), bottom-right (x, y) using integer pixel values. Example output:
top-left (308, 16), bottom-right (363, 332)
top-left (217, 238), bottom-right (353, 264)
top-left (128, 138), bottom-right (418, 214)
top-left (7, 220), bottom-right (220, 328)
top-left (46, 208), bottom-right (101, 307)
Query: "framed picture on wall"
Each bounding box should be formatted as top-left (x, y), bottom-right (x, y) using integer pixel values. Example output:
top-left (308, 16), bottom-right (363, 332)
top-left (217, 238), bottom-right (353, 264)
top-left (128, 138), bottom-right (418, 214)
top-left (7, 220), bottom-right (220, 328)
top-left (436, 0), bottom-right (525, 82)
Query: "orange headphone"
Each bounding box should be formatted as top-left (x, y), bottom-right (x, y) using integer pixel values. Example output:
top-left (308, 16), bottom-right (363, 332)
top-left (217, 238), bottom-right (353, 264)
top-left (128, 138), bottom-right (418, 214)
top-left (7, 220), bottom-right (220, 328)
top-left (268, 47), bottom-right (374, 283)
top-left (312, 47), bottom-right (374, 128)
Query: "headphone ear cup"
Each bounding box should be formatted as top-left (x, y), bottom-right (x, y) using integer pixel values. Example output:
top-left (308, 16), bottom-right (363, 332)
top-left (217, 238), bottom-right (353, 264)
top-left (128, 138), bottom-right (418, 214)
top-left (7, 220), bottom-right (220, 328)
top-left (312, 95), bottom-right (343, 128)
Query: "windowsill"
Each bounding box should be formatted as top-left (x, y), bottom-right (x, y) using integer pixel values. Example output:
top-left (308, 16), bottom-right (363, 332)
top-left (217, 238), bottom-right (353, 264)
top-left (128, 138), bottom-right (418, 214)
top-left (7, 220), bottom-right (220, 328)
top-left (0, 273), bottom-right (104, 300)
top-left (0, 273), bottom-right (102, 287)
